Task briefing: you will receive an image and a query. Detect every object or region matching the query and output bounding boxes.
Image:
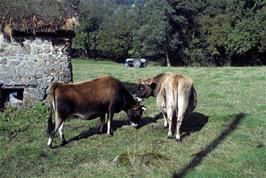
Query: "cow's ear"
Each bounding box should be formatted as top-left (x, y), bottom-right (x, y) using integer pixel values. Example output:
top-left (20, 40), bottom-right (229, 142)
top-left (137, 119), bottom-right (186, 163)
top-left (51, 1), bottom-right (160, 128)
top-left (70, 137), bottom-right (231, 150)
top-left (146, 78), bottom-right (153, 85)
top-left (138, 76), bottom-right (148, 84)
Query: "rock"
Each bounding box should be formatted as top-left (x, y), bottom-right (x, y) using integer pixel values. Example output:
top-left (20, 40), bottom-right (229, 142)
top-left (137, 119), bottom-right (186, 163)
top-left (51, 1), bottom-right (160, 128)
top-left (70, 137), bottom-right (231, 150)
top-left (0, 58), bottom-right (7, 64)
top-left (111, 155), bottom-right (120, 167)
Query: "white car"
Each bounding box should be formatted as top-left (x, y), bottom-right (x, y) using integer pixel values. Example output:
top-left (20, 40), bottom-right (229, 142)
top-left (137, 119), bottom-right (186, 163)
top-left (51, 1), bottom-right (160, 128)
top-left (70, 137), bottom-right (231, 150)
top-left (125, 58), bottom-right (147, 68)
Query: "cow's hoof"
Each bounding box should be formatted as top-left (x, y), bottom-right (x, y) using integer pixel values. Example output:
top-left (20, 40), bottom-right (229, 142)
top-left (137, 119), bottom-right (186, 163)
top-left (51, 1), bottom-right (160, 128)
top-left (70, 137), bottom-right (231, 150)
top-left (100, 125), bottom-right (107, 134)
top-left (175, 138), bottom-right (182, 142)
top-left (48, 144), bottom-right (52, 149)
top-left (107, 133), bottom-right (113, 137)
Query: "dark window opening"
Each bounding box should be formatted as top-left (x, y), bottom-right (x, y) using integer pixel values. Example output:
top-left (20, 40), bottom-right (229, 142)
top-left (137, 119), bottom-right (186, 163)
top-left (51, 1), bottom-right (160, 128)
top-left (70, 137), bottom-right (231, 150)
top-left (0, 88), bottom-right (24, 110)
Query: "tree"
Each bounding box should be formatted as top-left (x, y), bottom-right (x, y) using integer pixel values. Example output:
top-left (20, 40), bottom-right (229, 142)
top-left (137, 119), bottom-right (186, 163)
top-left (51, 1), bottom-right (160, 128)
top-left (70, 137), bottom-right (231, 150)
top-left (200, 14), bottom-right (232, 65)
top-left (133, 0), bottom-right (193, 66)
top-left (227, 6), bottom-right (266, 65)
top-left (95, 7), bottom-right (133, 61)
top-left (72, 0), bottom-right (112, 56)
top-left (71, 0), bottom-right (266, 66)
top-left (134, 0), bottom-right (172, 66)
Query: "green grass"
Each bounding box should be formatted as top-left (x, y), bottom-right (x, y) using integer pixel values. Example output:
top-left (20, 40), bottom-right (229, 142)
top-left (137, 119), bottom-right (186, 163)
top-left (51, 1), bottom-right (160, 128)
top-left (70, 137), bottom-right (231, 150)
top-left (1, 59), bottom-right (266, 178)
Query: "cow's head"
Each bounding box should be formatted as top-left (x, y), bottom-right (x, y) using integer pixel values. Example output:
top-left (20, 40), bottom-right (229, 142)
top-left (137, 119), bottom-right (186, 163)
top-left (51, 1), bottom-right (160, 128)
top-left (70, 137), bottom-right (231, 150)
top-left (127, 104), bottom-right (146, 128)
top-left (135, 78), bottom-right (156, 101)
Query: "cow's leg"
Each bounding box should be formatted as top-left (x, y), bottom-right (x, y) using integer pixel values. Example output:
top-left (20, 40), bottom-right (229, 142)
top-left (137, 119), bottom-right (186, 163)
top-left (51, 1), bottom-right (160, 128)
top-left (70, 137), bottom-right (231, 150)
top-left (162, 112), bottom-right (168, 129)
top-left (58, 122), bottom-right (67, 145)
top-left (47, 136), bottom-right (53, 148)
top-left (100, 114), bottom-right (106, 133)
top-left (175, 95), bottom-right (189, 142)
top-left (167, 108), bottom-right (174, 138)
top-left (47, 112), bottom-right (64, 148)
top-left (107, 113), bottom-right (114, 136)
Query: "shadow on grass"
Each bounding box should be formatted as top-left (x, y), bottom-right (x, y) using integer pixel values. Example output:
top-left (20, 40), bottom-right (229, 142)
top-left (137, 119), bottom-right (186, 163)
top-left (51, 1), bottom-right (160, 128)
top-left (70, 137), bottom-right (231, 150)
top-left (66, 120), bottom-right (128, 144)
top-left (62, 113), bottom-right (162, 147)
top-left (51, 120), bottom-right (129, 148)
top-left (54, 111), bottom-right (208, 148)
top-left (138, 112), bottom-right (208, 140)
top-left (172, 113), bottom-right (246, 178)
top-left (138, 112), bottom-right (163, 128)
top-left (180, 112), bottom-right (209, 139)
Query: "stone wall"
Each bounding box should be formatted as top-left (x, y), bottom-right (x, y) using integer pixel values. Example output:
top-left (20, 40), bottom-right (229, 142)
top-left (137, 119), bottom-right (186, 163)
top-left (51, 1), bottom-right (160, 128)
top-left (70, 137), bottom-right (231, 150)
top-left (0, 34), bottom-right (72, 106)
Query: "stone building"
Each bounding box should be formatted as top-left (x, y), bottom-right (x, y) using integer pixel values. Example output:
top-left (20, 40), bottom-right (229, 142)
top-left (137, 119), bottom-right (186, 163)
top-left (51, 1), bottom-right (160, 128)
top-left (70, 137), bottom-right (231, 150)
top-left (0, 0), bottom-right (79, 109)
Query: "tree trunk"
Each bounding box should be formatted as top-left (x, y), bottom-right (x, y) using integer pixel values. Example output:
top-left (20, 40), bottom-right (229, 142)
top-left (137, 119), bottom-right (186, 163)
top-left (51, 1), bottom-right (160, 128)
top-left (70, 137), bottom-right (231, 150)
top-left (166, 51), bottom-right (171, 67)
top-left (227, 50), bottom-right (233, 66)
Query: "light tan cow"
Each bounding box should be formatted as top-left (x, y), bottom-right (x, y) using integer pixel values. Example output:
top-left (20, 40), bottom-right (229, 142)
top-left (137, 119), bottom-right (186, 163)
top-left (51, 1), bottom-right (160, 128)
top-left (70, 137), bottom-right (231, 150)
top-left (136, 72), bottom-right (197, 141)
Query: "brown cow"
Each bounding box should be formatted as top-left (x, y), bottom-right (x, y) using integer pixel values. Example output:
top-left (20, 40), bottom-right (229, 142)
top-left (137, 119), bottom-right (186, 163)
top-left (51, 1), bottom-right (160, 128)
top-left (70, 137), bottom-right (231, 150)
top-left (136, 72), bottom-right (197, 141)
top-left (47, 76), bottom-right (146, 148)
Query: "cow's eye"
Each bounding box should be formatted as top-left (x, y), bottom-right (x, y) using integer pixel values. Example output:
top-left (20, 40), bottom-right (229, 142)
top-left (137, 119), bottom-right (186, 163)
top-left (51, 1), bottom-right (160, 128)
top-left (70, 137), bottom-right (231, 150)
top-left (140, 85), bottom-right (145, 90)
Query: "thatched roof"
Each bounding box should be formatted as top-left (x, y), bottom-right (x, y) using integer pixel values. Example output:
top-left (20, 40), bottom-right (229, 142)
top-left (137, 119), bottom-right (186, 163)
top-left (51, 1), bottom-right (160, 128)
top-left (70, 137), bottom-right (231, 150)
top-left (0, 0), bottom-right (79, 35)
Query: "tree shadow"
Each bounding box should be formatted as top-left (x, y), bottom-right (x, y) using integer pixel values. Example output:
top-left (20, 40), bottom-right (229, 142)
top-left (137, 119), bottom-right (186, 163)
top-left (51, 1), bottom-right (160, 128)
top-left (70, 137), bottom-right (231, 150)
top-left (172, 113), bottom-right (246, 178)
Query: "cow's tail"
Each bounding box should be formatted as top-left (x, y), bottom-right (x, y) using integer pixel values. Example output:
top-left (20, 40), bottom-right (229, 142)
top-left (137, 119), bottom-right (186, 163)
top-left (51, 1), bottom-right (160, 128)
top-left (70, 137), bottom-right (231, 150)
top-left (47, 102), bottom-right (54, 136)
top-left (47, 83), bottom-right (61, 136)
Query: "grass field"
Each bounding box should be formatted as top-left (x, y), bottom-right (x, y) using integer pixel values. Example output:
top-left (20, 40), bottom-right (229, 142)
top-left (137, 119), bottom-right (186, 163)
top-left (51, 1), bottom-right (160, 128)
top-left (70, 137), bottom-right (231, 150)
top-left (1, 59), bottom-right (266, 178)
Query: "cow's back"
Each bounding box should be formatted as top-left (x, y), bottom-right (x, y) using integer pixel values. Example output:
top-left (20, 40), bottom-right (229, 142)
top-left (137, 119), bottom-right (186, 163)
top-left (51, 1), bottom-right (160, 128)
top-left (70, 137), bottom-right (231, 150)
top-left (156, 73), bottom-right (196, 114)
top-left (54, 77), bottom-right (122, 104)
